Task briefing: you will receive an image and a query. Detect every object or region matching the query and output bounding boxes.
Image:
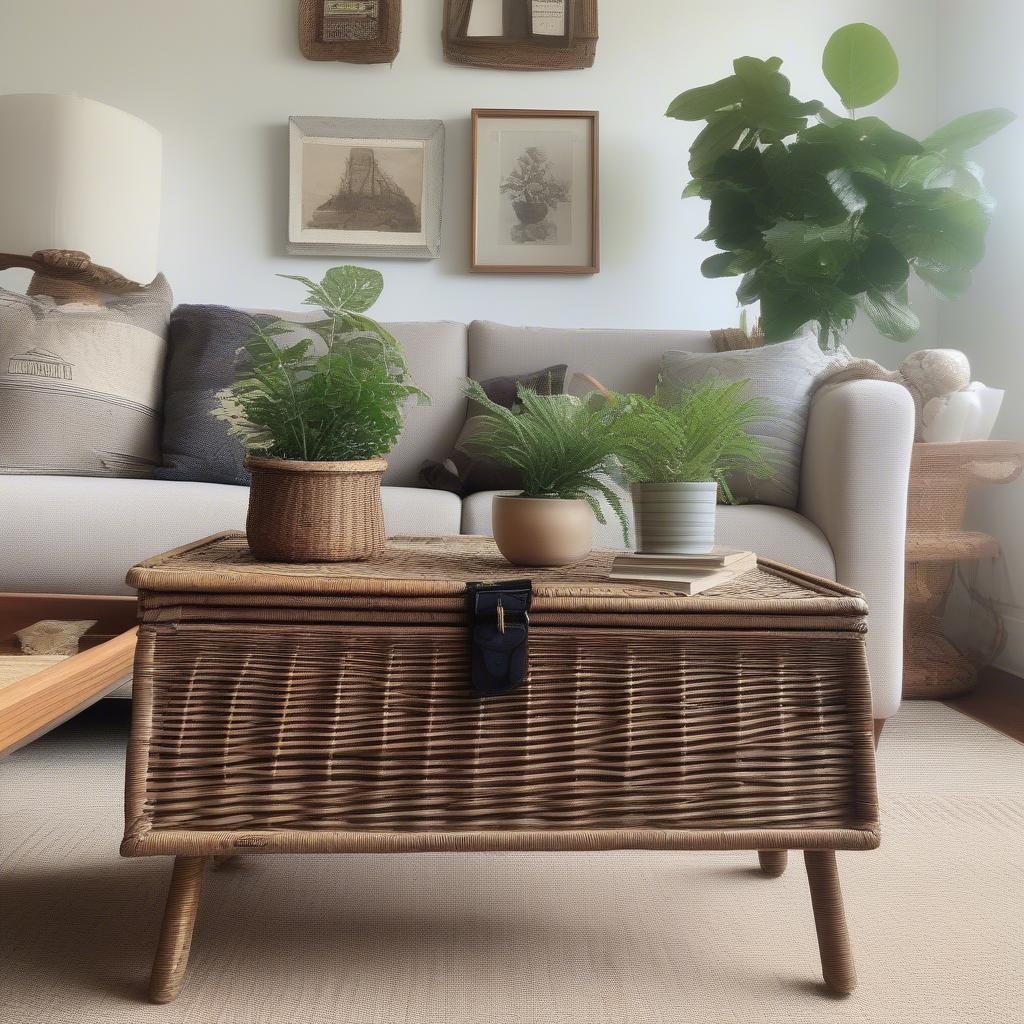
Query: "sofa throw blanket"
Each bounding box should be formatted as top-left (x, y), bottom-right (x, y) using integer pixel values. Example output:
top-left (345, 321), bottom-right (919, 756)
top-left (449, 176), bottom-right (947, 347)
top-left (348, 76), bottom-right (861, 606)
top-left (0, 276), bottom-right (171, 478)
top-left (658, 333), bottom-right (843, 509)
top-left (419, 364), bottom-right (568, 496)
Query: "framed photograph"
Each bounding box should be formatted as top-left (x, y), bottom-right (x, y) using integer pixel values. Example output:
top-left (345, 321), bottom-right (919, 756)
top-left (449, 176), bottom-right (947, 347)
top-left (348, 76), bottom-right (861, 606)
top-left (288, 117), bottom-right (444, 259)
top-left (471, 109), bottom-right (598, 274)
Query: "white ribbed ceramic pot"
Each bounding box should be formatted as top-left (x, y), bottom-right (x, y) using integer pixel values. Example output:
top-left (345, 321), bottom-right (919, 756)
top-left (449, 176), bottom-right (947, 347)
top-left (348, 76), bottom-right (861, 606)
top-left (631, 481), bottom-right (718, 555)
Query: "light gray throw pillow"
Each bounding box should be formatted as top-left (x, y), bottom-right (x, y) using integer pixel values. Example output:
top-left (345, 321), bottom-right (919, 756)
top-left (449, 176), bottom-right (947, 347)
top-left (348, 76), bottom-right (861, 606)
top-left (0, 276), bottom-right (171, 478)
top-left (658, 333), bottom-right (841, 509)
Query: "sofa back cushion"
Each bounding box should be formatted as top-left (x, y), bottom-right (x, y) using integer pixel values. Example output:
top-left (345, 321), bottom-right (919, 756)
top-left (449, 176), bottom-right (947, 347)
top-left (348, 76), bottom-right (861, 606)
top-left (158, 308), bottom-right (468, 488)
top-left (659, 333), bottom-right (842, 509)
top-left (0, 276), bottom-right (172, 478)
top-left (467, 320), bottom-right (715, 394)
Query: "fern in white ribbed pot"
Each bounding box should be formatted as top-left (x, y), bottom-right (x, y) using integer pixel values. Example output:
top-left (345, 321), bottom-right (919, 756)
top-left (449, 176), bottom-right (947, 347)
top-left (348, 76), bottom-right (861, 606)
top-left (613, 379), bottom-right (773, 554)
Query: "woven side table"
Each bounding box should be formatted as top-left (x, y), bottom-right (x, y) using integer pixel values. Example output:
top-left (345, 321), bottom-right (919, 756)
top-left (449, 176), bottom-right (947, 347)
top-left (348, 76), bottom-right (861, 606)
top-left (122, 533), bottom-right (879, 1003)
top-left (904, 441), bottom-right (1024, 698)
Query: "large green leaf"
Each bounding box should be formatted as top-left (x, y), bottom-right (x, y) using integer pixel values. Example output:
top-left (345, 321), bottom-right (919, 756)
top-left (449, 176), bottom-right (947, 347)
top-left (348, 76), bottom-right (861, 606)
top-left (822, 23), bottom-right (899, 110)
top-left (319, 266), bottom-right (384, 313)
top-left (688, 110), bottom-right (747, 176)
top-left (858, 289), bottom-right (920, 341)
top-left (763, 220), bottom-right (852, 262)
top-left (923, 108), bottom-right (1015, 154)
top-left (914, 263), bottom-right (973, 299)
top-left (699, 190), bottom-right (764, 248)
top-left (858, 236), bottom-right (910, 291)
top-left (701, 252), bottom-right (743, 278)
top-left (666, 75), bottom-right (743, 120)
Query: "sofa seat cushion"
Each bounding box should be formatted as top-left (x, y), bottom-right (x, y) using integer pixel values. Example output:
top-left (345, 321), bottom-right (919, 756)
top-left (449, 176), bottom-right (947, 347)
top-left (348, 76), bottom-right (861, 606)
top-left (461, 490), bottom-right (836, 580)
top-left (0, 477), bottom-right (461, 595)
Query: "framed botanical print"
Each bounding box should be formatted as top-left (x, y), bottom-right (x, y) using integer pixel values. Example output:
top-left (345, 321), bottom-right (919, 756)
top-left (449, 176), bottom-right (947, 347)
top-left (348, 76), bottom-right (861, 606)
top-left (288, 116), bottom-right (444, 259)
top-left (471, 109), bottom-right (599, 273)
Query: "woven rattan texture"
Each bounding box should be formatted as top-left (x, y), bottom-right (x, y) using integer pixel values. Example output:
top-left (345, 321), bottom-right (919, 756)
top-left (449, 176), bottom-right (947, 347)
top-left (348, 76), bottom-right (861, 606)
top-left (443, 0), bottom-right (597, 71)
top-left (244, 460), bottom-right (386, 562)
top-left (298, 0), bottom-right (401, 63)
top-left (129, 624), bottom-right (875, 839)
top-left (124, 534), bottom-right (877, 855)
top-left (128, 534), bottom-right (864, 612)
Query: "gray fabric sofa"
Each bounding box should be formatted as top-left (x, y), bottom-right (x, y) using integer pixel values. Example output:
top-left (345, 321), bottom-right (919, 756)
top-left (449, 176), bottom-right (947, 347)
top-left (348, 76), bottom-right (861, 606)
top-left (0, 318), bottom-right (915, 718)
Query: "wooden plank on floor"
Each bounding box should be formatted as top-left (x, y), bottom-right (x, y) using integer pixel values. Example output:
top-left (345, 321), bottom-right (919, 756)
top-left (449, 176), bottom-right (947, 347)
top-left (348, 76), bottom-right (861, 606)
top-left (0, 593), bottom-right (138, 654)
top-left (0, 628), bottom-right (137, 756)
top-left (945, 666), bottom-right (1024, 744)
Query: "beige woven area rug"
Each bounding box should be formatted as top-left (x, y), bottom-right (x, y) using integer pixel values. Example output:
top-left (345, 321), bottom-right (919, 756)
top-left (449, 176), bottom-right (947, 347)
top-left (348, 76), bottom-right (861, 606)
top-left (1, 701), bottom-right (1021, 1024)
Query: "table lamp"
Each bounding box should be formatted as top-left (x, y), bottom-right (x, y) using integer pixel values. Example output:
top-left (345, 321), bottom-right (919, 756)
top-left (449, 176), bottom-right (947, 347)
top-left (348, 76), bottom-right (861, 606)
top-left (0, 93), bottom-right (161, 303)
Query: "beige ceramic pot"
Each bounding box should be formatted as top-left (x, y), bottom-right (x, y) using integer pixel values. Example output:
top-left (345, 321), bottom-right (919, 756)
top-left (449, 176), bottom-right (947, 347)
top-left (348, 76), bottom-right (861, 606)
top-left (491, 494), bottom-right (594, 567)
top-left (245, 456), bottom-right (387, 563)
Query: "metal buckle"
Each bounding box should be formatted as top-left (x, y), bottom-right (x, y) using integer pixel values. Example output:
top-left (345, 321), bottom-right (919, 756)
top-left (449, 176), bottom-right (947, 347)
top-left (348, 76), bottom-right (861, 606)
top-left (466, 580), bottom-right (533, 698)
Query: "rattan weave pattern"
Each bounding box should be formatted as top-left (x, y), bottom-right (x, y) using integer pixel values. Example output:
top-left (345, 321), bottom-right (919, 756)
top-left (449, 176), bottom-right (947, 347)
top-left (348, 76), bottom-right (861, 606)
top-left (124, 534), bottom-right (877, 857)
top-left (130, 624), bottom-right (873, 836)
top-left (128, 533), bottom-right (862, 608)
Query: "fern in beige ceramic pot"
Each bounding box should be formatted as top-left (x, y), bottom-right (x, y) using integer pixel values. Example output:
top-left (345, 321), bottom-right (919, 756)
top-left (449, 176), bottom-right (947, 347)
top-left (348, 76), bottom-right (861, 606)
top-left (459, 382), bottom-right (629, 567)
top-left (214, 267), bottom-right (426, 562)
top-left (613, 379), bottom-right (772, 555)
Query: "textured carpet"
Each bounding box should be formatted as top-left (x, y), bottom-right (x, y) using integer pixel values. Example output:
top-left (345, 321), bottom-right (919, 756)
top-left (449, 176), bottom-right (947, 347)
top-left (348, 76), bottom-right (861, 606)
top-left (1, 701), bottom-right (1021, 1024)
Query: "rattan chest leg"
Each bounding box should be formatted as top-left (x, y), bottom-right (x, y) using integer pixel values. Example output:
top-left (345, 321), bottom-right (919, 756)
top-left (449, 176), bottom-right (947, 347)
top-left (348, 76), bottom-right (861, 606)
top-left (149, 856), bottom-right (208, 1004)
top-left (757, 850), bottom-right (788, 877)
top-left (803, 850), bottom-right (857, 995)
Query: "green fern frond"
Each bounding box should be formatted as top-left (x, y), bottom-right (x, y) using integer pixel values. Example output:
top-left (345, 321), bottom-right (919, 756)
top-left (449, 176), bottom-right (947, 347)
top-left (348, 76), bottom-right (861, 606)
top-left (611, 378), bottom-right (775, 501)
top-left (212, 267), bottom-right (428, 462)
top-left (458, 381), bottom-right (631, 545)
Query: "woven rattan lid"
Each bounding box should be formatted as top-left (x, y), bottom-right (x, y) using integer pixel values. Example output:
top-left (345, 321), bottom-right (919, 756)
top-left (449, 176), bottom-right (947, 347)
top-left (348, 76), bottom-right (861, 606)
top-left (126, 533), bottom-right (867, 619)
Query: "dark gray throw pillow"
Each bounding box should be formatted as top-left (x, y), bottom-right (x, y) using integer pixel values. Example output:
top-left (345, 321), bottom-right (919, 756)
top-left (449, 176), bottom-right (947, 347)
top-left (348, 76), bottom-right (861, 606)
top-left (418, 364), bottom-right (567, 496)
top-left (155, 304), bottom-right (266, 486)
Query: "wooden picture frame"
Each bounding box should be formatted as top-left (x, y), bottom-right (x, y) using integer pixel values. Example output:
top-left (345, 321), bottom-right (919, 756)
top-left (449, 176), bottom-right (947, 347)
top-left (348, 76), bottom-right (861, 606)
top-left (471, 109), bottom-right (599, 274)
top-left (298, 0), bottom-right (401, 64)
top-left (288, 116), bottom-right (445, 260)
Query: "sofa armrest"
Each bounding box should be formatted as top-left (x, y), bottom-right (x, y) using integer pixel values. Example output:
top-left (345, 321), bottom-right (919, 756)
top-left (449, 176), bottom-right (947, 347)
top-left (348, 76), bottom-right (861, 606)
top-left (799, 380), bottom-right (915, 720)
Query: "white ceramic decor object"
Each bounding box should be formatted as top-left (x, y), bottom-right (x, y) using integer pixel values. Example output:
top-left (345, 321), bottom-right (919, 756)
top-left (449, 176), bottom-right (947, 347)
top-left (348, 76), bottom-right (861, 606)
top-left (631, 481), bottom-right (718, 555)
top-left (921, 383), bottom-right (1006, 443)
top-left (964, 383), bottom-right (1004, 440)
top-left (922, 391), bottom-right (977, 443)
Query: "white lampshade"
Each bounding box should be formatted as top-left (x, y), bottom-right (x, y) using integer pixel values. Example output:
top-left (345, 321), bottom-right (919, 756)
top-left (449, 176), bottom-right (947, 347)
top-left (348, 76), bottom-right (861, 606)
top-left (0, 94), bottom-right (161, 284)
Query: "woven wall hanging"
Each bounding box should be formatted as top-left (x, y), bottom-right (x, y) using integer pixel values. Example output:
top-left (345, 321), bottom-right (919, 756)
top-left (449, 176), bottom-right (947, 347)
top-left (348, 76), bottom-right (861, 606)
top-left (298, 0), bottom-right (401, 64)
top-left (444, 0), bottom-right (598, 71)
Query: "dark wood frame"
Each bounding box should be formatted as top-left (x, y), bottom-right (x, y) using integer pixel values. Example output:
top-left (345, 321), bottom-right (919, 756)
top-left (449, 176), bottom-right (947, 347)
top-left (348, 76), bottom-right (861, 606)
top-left (471, 108), bottom-right (599, 275)
top-left (298, 0), bottom-right (401, 64)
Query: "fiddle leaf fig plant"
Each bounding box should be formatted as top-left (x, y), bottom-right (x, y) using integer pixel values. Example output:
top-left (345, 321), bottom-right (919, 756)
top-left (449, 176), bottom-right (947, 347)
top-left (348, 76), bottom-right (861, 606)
top-left (668, 22), bottom-right (1015, 348)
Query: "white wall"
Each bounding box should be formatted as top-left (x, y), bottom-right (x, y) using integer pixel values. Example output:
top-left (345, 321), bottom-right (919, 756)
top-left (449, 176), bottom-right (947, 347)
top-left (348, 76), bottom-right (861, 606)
top-left (0, 0), bottom-right (940, 338)
top-left (937, 0), bottom-right (1024, 674)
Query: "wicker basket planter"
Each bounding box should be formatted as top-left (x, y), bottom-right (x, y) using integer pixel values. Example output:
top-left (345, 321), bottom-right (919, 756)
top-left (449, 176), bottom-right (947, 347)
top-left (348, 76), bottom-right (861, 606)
top-left (244, 456), bottom-right (386, 562)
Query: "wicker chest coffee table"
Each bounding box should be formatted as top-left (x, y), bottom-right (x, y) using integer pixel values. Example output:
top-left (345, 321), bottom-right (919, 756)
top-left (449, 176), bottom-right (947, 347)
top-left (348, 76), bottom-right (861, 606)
top-left (122, 533), bottom-right (879, 1003)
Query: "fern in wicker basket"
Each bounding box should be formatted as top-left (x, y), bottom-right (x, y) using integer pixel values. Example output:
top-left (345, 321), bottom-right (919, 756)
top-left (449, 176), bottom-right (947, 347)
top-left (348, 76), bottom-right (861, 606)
top-left (214, 267), bottom-right (426, 463)
top-left (213, 266), bottom-right (428, 563)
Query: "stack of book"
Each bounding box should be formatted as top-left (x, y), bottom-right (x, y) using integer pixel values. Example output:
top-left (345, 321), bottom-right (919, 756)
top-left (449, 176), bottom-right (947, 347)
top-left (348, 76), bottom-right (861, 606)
top-left (608, 546), bottom-right (757, 595)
